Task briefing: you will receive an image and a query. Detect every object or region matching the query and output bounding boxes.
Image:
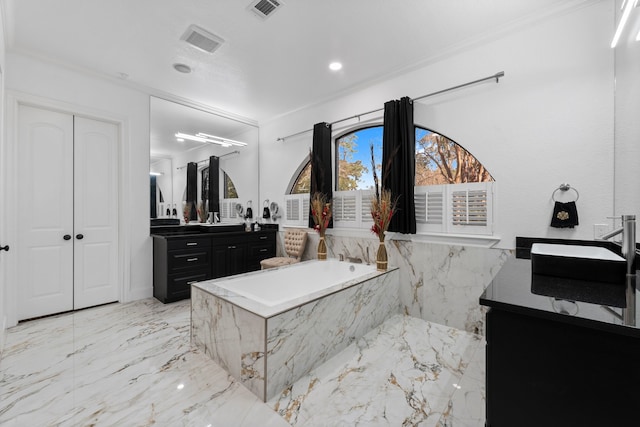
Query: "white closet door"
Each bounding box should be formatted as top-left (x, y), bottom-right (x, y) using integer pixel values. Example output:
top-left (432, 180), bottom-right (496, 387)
top-left (73, 116), bottom-right (119, 310)
top-left (17, 105), bottom-right (74, 320)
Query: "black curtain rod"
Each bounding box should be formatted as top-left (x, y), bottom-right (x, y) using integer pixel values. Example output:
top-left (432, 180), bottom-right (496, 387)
top-left (176, 150), bottom-right (240, 170)
top-left (276, 71), bottom-right (505, 142)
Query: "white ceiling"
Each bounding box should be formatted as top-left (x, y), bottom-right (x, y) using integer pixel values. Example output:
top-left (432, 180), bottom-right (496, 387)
top-left (2, 0), bottom-right (588, 123)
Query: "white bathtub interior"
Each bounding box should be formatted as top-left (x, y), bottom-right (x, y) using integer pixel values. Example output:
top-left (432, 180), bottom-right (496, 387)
top-left (213, 259), bottom-right (377, 307)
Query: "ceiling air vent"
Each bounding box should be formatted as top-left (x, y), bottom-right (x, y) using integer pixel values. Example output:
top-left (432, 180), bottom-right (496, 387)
top-left (181, 25), bottom-right (224, 54)
top-left (248, 0), bottom-right (283, 20)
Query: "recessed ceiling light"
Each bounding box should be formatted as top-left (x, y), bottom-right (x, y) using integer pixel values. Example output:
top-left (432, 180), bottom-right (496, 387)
top-left (173, 63), bottom-right (192, 73)
top-left (329, 62), bottom-right (343, 71)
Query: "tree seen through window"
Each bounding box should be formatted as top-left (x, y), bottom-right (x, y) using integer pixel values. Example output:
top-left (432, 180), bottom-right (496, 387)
top-left (289, 126), bottom-right (492, 194)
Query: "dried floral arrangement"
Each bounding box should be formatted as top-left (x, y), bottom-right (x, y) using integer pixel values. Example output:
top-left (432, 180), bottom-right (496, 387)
top-left (310, 192), bottom-right (332, 236)
top-left (183, 203), bottom-right (191, 223)
top-left (197, 201), bottom-right (206, 223)
top-left (370, 144), bottom-right (397, 240)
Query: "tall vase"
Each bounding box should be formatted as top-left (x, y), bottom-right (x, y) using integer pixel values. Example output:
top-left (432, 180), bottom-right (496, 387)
top-left (376, 236), bottom-right (387, 271)
top-left (317, 235), bottom-right (327, 260)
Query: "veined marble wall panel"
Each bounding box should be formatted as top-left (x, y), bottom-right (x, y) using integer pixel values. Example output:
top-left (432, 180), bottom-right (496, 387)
top-left (302, 233), bottom-right (510, 334)
top-left (265, 269), bottom-right (400, 400)
top-left (191, 287), bottom-right (266, 399)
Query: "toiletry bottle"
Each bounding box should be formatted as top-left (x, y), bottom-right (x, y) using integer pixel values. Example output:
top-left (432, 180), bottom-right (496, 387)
top-left (172, 204), bottom-right (177, 218)
top-left (166, 206), bottom-right (171, 217)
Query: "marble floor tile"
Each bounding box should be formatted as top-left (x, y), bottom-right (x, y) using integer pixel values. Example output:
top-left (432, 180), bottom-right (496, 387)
top-left (268, 314), bottom-right (485, 427)
top-left (1, 298), bottom-right (486, 427)
top-left (0, 299), bottom-right (288, 427)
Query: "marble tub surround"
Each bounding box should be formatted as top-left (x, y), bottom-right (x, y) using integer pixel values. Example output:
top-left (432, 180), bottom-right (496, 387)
top-left (0, 299), bottom-right (288, 427)
top-left (269, 314), bottom-right (485, 426)
top-left (305, 232), bottom-right (510, 334)
top-left (191, 262), bottom-right (400, 401)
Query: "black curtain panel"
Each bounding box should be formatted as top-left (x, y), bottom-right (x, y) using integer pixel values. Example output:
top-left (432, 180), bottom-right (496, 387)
top-left (150, 175), bottom-right (157, 218)
top-left (186, 162), bottom-right (198, 221)
top-left (382, 96), bottom-right (416, 234)
top-left (309, 122), bottom-right (333, 228)
top-left (208, 156), bottom-right (220, 218)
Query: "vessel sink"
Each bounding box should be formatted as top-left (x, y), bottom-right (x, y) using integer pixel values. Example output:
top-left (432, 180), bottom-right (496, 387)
top-left (531, 243), bottom-right (626, 284)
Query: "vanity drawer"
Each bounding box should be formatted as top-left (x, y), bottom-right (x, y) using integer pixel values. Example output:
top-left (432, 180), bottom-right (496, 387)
top-left (247, 232), bottom-right (275, 245)
top-left (168, 249), bottom-right (211, 271)
top-left (167, 269), bottom-right (211, 300)
top-left (167, 236), bottom-right (211, 251)
top-left (249, 244), bottom-right (275, 259)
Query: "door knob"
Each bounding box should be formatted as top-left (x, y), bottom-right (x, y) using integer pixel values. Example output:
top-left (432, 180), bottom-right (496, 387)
top-left (76, 234), bottom-right (84, 240)
top-left (63, 235), bottom-right (72, 240)
top-left (0, 245), bottom-right (9, 251)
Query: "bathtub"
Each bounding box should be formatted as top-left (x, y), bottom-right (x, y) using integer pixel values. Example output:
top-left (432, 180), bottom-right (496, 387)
top-left (191, 259), bottom-right (400, 401)
top-left (213, 259), bottom-right (377, 308)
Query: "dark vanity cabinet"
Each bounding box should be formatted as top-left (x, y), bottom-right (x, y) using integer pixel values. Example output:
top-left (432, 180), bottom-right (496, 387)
top-left (152, 227), bottom-right (276, 303)
top-left (212, 235), bottom-right (248, 278)
top-left (246, 231), bottom-right (276, 271)
top-left (481, 239), bottom-right (640, 427)
top-left (211, 230), bottom-right (276, 278)
top-left (153, 235), bottom-right (212, 303)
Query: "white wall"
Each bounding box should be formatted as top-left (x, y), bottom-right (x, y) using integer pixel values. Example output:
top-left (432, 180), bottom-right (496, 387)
top-left (260, 1), bottom-right (617, 249)
top-left (3, 52), bottom-right (152, 326)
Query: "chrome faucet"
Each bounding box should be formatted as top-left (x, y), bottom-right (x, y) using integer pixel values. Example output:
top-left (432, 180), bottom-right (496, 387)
top-left (599, 214), bottom-right (637, 326)
top-left (599, 215), bottom-right (636, 276)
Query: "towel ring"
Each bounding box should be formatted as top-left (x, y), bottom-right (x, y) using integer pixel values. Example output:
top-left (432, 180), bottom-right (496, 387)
top-left (552, 183), bottom-right (579, 202)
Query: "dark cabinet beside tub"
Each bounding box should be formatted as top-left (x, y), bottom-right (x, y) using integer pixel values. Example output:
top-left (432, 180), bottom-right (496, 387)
top-left (152, 226), bottom-right (276, 303)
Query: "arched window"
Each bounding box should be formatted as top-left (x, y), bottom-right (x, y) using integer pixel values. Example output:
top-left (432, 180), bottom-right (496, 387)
top-left (414, 127), bottom-right (493, 234)
top-left (290, 162), bottom-right (311, 194)
top-left (415, 128), bottom-right (493, 185)
top-left (285, 125), bottom-right (494, 235)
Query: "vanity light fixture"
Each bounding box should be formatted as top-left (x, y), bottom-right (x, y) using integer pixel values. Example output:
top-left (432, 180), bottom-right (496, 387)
top-left (329, 61), bottom-right (343, 71)
top-left (611, 0), bottom-right (638, 48)
top-left (174, 132), bottom-right (247, 147)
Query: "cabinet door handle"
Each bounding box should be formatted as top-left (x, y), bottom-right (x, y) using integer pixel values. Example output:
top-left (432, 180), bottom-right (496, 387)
top-left (76, 234), bottom-right (84, 240)
top-left (187, 257), bottom-right (198, 262)
top-left (259, 249), bottom-right (268, 252)
top-left (259, 236), bottom-right (267, 240)
top-left (186, 242), bottom-right (198, 246)
top-left (228, 245), bottom-right (236, 249)
top-left (63, 235), bottom-right (72, 241)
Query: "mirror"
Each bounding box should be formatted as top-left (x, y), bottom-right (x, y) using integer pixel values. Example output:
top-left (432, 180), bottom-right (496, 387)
top-left (150, 96), bottom-right (259, 222)
top-left (613, 12), bottom-right (639, 220)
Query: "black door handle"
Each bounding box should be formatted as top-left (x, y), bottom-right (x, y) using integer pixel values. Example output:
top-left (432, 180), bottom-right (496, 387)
top-left (63, 235), bottom-right (72, 241)
top-left (0, 245), bottom-right (9, 251)
top-left (76, 234), bottom-right (84, 240)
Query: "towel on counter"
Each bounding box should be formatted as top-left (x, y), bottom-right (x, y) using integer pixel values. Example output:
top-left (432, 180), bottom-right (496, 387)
top-left (550, 201), bottom-right (579, 228)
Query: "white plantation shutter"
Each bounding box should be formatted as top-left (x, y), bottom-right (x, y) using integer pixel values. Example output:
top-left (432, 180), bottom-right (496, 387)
top-left (333, 193), bottom-right (357, 223)
top-left (220, 200), bottom-right (229, 219)
top-left (284, 194), bottom-right (309, 226)
top-left (333, 190), bottom-right (373, 228)
top-left (449, 182), bottom-right (493, 234)
top-left (415, 185), bottom-right (445, 233)
top-left (284, 184), bottom-right (492, 235)
top-left (416, 182), bottom-right (492, 235)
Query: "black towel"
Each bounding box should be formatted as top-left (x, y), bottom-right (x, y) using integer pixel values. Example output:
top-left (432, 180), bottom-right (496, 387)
top-left (550, 201), bottom-right (579, 228)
